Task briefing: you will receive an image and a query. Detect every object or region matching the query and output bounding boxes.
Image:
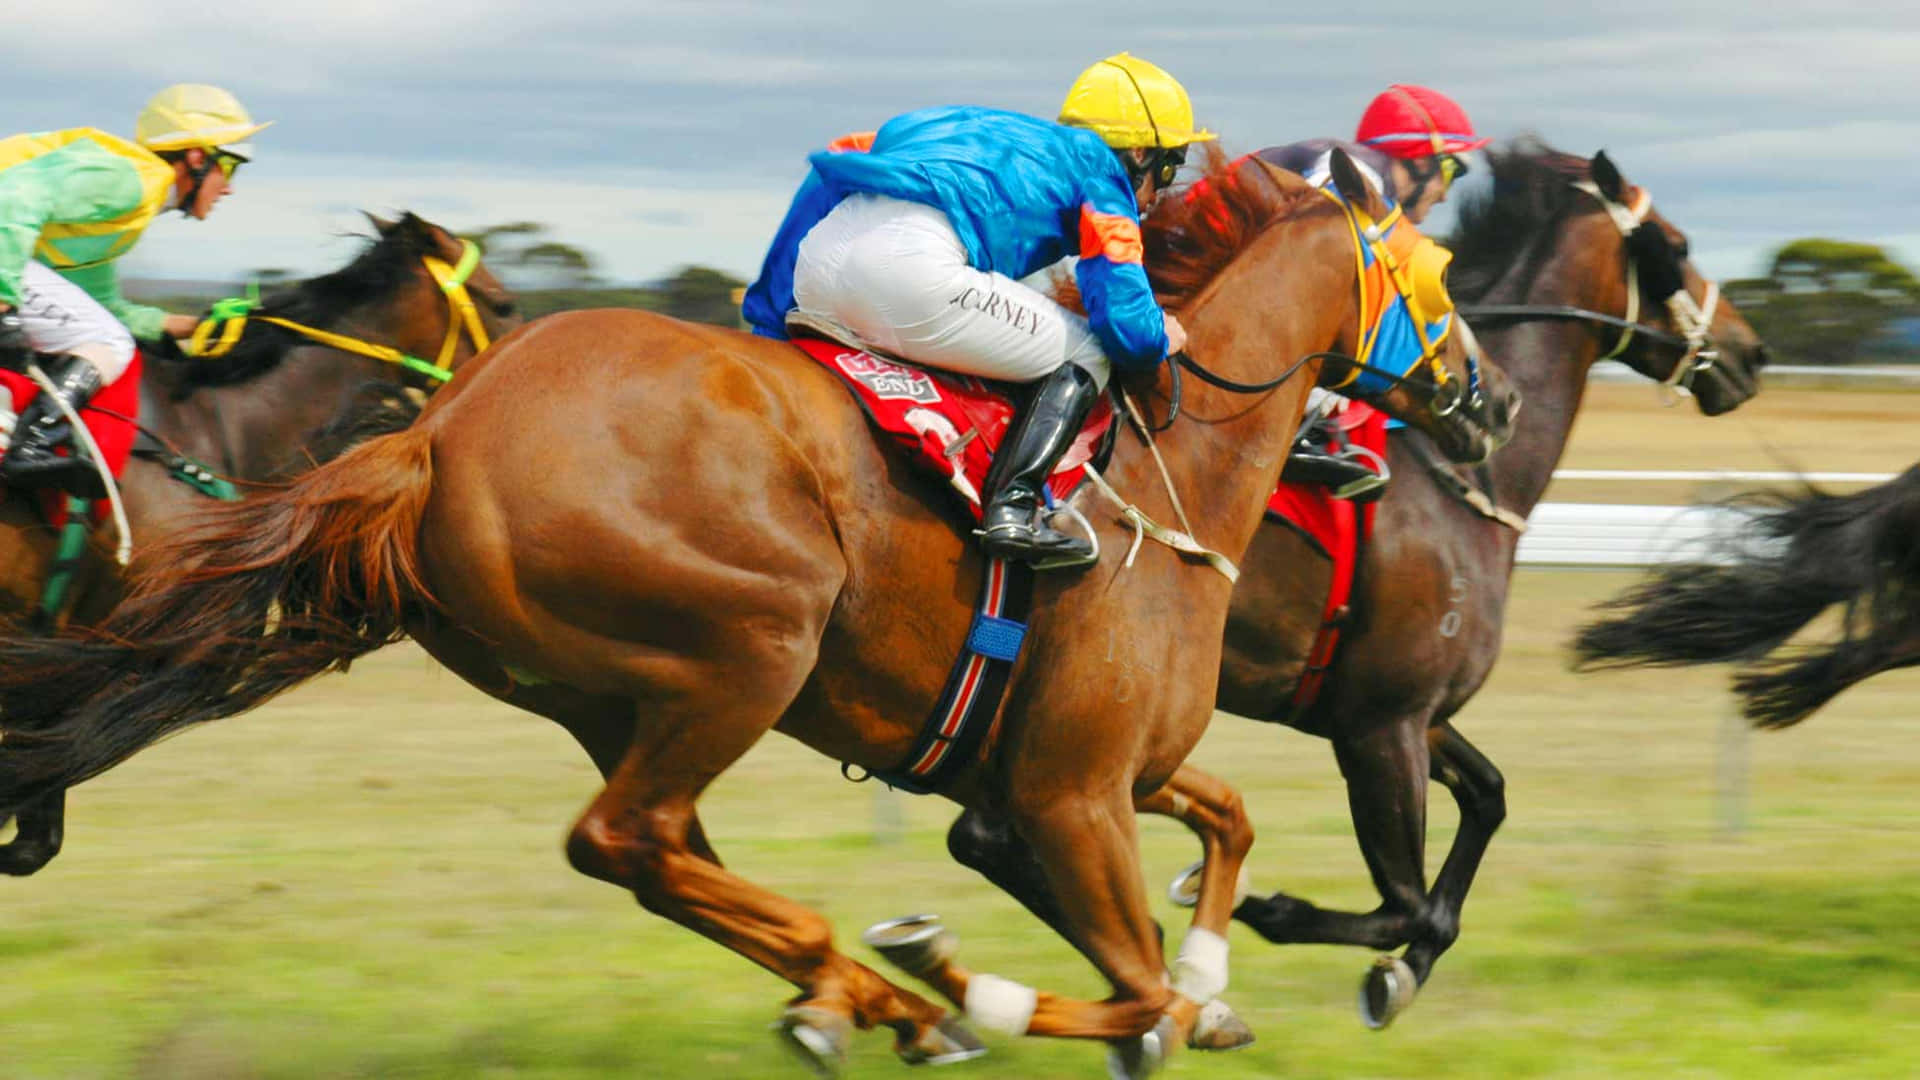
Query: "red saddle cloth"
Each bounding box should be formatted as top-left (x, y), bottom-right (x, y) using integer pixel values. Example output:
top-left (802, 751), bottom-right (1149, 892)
top-left (1264, 400), bottom-right (1389, 714)
top-left (790, 336), bottom-right (1113, 520)
top-left (0, 351), bottom-right (143, 522)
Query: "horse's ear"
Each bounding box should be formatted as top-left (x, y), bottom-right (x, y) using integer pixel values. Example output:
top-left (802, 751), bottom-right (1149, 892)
top-left (1328, 148), bottom-right (1384, 217)
top-left (363, 211), bottom-right (398, 235)
top-left (397, 212), bottom-right (441, 251)
top-left (1591, 151), bottom-right (1626, 202)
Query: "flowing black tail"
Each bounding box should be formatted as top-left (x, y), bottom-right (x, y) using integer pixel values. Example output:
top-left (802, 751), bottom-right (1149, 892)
top-left (1572, 466), bottom-right (1920, 727)
top-left (0, 420), bottom-right (439, 811)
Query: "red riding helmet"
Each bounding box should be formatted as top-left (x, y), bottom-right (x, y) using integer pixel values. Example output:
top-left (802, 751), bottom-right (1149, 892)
top-left (1355, 85), bottom-right (1489, 159)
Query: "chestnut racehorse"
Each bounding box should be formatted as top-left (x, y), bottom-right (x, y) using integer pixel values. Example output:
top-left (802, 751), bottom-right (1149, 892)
top-left (945, 142), bottom-right (1769, 1033)
top-left (0, 153), bottom-right (1504, 1076)
top-left (0, 212), bottom-right (516, 876)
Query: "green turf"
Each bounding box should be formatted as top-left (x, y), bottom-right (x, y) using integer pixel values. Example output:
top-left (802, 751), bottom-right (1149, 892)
top-left (3, 568), bottom-right (1915, 1078)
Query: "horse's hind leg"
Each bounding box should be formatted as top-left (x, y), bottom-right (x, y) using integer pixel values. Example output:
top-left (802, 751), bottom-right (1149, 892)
top-left (0, 789), bottom-right (66, 876)
top-left (567, 694), bottom-right (964, 1072)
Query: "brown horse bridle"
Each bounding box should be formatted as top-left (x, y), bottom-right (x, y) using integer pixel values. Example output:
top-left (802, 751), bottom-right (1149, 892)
top-left (1459, 180), bottom-right (1723, 402)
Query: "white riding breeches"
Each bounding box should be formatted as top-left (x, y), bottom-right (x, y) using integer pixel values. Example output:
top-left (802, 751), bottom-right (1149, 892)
top-left (11, 261), bottom-right (136, 383)
top-left (792, 193), bottom-right (1112, 389)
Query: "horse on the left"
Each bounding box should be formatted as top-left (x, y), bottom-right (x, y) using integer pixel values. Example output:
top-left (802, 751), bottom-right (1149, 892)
top-left (0, 211), bottom-right (517, 875)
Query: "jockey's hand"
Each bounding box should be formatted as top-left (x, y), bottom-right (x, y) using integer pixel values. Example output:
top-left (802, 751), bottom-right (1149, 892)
top-left (162, 313), bottom-right (201, 338)
top-left (1163, 313), bottom-right (1188, 357)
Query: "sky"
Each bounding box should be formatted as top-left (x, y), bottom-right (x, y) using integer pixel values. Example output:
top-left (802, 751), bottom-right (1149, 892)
top-left (6, 1), bottom-right (1918, 288)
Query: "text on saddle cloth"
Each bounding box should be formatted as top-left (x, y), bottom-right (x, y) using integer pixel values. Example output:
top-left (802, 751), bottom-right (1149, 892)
top-left (788, 335), bottom-right (1114, 519)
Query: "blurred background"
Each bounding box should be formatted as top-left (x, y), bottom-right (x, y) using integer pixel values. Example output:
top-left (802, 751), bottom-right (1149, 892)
top-left (4, 3), bottom-right (1917, 1077)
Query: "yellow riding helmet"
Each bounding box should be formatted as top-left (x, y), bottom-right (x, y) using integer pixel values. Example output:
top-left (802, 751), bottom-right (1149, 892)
top-left (1058, 52), bottom-right (1216, 149)
top-left (136, 84), bottom-right (273, 152)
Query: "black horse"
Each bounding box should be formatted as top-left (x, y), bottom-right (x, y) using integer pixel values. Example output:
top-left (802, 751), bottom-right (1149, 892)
top-left (1574, 464), bottom-right (1920, 727)
top-left (0, 212), bottom-right (517, 876)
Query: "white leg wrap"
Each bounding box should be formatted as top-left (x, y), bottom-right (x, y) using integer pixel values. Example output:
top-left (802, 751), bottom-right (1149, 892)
top-left (1171, 927), bottom-right (1230, 1002)
top-left (963, 973), bottom-right (1039, 1036)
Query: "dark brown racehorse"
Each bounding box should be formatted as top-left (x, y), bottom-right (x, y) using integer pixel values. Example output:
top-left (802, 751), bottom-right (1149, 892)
top-left (945, 142), bottom-right (1770, 1034)
top-left (1574, 464), bottom-right (1920, 727)
top-left (0, 212), bottom-right (515, 876)
top-left (0, 153), bottom-right (1503, 1076)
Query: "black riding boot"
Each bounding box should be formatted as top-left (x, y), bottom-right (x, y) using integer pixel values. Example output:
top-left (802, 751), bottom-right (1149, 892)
top-left (1281, 415), bottom-right (1387, 503)
top-left (979, 362), bottom-right (1101, 569)
top-left (3, 353), bottom-right (107, 499)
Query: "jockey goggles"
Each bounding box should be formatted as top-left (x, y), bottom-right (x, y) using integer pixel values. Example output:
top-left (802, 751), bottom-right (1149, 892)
top-left (1124, 145), bottom-right (1187, 190)
top-left (213, 149), bottom-right (247, 179)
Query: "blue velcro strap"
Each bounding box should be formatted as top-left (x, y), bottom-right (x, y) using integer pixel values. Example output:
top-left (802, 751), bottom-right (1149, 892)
top-left (966, 612), bottom-right (1028, 662)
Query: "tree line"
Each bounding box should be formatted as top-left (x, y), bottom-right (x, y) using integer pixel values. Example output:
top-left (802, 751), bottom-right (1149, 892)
top-left (163, 222), bottom-right (1920, 363)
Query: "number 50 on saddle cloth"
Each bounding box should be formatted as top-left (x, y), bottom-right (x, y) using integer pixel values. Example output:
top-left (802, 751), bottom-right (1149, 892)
top-left (0, 351), bottom-right (143, 525)
top-left (789, 335), bottom-right (1114, 519)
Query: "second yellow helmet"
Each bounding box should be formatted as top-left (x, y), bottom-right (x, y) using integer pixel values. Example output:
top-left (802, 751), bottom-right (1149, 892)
top-left (136, 84), bottom-right (272, 152)
top-left (1058, 52), bottom-right (1215, 150)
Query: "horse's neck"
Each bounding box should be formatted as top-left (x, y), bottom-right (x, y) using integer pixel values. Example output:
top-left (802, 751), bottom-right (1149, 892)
top-left (1473, 240), bottom-right (1613, 518)
top-left (142, 346), bottom-right (381, 480)
top-left (1103, 230), bottom-right (1352, 564)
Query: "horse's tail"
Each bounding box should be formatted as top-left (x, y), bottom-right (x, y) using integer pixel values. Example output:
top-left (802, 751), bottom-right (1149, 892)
top-left (1572, 466), bottom-right (1920, 727)
top-left (0, 423), bottom-right (439, 809)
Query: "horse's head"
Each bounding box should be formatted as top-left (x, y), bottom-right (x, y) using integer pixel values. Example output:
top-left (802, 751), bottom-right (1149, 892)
top-left (360, 212), bottom-right (522, 385)
top-left (1316, 149), bottom-right (1517, 463)
top-left (1574, 152), bottom-right (1767, 415)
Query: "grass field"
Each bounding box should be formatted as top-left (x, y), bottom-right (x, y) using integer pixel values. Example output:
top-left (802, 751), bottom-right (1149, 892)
top-left (2, 384), bottom-right (1916, 1079)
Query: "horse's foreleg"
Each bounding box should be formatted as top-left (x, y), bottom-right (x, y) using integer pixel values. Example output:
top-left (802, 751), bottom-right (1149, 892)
top-left (0, 789), bottom-right (66, 876)
top-left (1137, 766), bottom-right (1259, 1051)
top-left (1232, 714), bottom-right (1436, 1027)
top-left (882, 788), bottom-right (1189, 1077)
top-left (945, 808), bottom-right (1074, 939)
top-left (1141, 765), bottom-right (1255, 940)
top-left (1399, 721), bottom-right (1505, 982)
top-left (1234, 716), bottom-right (1432, 949)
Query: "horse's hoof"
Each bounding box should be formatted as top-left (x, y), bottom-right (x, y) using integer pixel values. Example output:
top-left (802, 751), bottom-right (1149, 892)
top-left (1105, 1014), bottom-right (1176, 1080)
top-left (776, 1005), bottom-right (852, 1077)
top-left (898, 1015), bottom-right (988, 1066)
top-left (863, 914), bottom-right (958, 978)
top-left (1188, 997), bottom-right (1255, 1051)
top-left (1166, 861), bottom-right (1203, 908)
top-left (1358, 955), bottom-right (1418, 1030)
top-left (0, 843), bottom-right (54, 877)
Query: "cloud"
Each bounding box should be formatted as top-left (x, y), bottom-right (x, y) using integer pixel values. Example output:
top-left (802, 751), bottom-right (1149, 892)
top-left (9, 0), bottom-right (1918, 290)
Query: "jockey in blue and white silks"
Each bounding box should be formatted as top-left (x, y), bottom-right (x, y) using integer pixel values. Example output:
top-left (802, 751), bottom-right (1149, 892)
top-left (743, 106), bottom-right (1169, 380)
top-left (743, 53), bottom-right (1214, 569)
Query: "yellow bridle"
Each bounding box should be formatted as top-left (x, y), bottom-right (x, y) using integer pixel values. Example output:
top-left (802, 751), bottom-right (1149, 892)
top-left (183, 239), bottom-right (493, 384)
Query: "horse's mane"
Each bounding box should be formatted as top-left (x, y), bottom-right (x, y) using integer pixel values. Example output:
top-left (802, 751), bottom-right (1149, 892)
top-left (1446, 137), bottom-right (1595, 304)
top-left (159, 212), bottom-right (446, 390)
top-left (1142, 145), bottom-right (1334, 309)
